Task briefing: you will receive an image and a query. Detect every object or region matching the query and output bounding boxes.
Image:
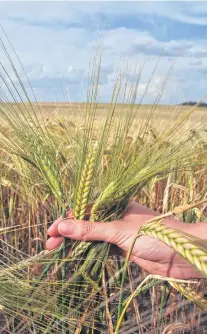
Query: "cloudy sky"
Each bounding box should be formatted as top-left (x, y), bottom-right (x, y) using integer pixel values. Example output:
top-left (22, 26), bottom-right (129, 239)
top-left (1, 1), bottom-right (207, 104)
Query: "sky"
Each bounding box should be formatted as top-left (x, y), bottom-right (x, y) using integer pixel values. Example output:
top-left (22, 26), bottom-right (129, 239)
top-left (1, 1), bottom-right (207, 104)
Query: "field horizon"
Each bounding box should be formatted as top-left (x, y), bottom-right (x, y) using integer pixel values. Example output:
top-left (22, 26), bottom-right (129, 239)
top-left (3, 102), bottom-right (207, 122)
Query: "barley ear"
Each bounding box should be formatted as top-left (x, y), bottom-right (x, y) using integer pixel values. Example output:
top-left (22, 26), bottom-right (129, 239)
top-left (169, 282), bottom-right (207, 311)
top-left (139, 220), bottom-right (207, 277)
top-left (70, 147), bottom-right (96, 258)
top-left (74, 146), bottom-right (95, 220)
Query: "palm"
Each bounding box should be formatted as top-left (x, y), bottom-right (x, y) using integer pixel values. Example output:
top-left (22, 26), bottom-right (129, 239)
top-left (115, 202), bottom-right (201, 278)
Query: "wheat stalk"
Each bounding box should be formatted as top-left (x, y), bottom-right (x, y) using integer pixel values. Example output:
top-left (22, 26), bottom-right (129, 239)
top-left (115, 274), bottom-right (196, 333)
top-left (139, 220), bottom-right (207, 277)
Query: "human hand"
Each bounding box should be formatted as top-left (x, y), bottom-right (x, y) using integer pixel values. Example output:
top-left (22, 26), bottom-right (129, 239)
top-left (46, 201), bottom-right (203, 279)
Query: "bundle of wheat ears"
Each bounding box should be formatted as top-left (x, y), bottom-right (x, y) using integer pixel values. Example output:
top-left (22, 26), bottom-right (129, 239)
top-left (0, 32), bottom-right (207, 333)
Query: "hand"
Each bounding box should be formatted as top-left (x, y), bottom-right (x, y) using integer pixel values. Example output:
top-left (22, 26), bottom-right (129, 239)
top-left (46, 201), bottom-right (203, 279)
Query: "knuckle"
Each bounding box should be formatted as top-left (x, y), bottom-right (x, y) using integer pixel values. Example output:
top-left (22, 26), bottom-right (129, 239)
top-left (79, 221), bottom-right (94, 240)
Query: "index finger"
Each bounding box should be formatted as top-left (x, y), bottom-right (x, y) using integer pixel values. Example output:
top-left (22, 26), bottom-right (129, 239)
top-left (47, 210), bottom-right (73, 237)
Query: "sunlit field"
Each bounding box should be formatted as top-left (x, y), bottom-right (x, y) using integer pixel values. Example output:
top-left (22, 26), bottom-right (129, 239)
top-left (6, 101), bottom-right (207, 122)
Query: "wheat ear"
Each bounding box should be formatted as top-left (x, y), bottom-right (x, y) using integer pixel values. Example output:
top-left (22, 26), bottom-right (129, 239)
top-left (70, 147), bottom-right (96, 258)
top-left (23, 133), bottom-right (64, 203)
top-left (139, 221), bottom-right (207, 277)
top-left (70, 240), bottom-right (93, 258)
top-left (74, 147), bottom-right (95, 220)
top-left (169, 282), bottom-right (207, 311)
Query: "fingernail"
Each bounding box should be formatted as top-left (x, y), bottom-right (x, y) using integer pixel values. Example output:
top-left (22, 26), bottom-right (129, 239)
top-left (58, 220), bottom-right (75, 236)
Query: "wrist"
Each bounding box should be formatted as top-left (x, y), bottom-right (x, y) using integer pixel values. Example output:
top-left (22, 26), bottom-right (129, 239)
top-left (163, 218), bottom-right (207, 240)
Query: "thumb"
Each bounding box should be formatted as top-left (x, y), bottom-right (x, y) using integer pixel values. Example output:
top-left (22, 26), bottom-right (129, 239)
top-left (58, 219), bottom-right (119, 243)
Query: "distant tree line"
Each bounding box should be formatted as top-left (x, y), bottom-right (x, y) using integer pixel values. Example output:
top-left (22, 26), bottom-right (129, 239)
top-left (179, 101), bottom-right (207, 108)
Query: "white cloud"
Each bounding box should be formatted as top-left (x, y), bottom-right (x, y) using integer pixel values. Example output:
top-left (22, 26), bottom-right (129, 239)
top-left (0, 2), bottom-right (207, 104)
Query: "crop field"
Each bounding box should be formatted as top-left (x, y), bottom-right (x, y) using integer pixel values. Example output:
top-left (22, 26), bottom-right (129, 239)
top-left (7, 101), bottom-right (207, 122)
top-left (1, 46), bottom-right (207, 333)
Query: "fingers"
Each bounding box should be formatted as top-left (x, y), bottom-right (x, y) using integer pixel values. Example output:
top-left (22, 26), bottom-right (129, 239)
top-left (46, 236), bottom-right (63, 250)
top-left (47, 217), bottom-right (122, 250)
top-left (57, 218), bottom-right (120, 243)
top-left (47, 207), bottom-right (92, 237)
top-left (47, 216), bottom-right (64, 237)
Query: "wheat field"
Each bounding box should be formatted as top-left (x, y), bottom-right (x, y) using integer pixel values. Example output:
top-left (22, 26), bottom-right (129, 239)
top-left (1, 41), bottom-right (207, 333)
top-left (1, 100), bottom-right (207, 333)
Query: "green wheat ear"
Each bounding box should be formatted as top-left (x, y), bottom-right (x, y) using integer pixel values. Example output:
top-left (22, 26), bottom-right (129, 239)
top-left (169, 282), bottom-right (207, 311)
top-left (68, 146), bottom-right (96, 259)
top-left (74, 146), bottom-right (96, 220)
top-left (139, 220), bottom-right (207, 277)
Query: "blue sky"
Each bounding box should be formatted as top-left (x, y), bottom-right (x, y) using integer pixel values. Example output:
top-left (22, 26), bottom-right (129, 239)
top-left (1, 1), bottom-right (207, 104)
